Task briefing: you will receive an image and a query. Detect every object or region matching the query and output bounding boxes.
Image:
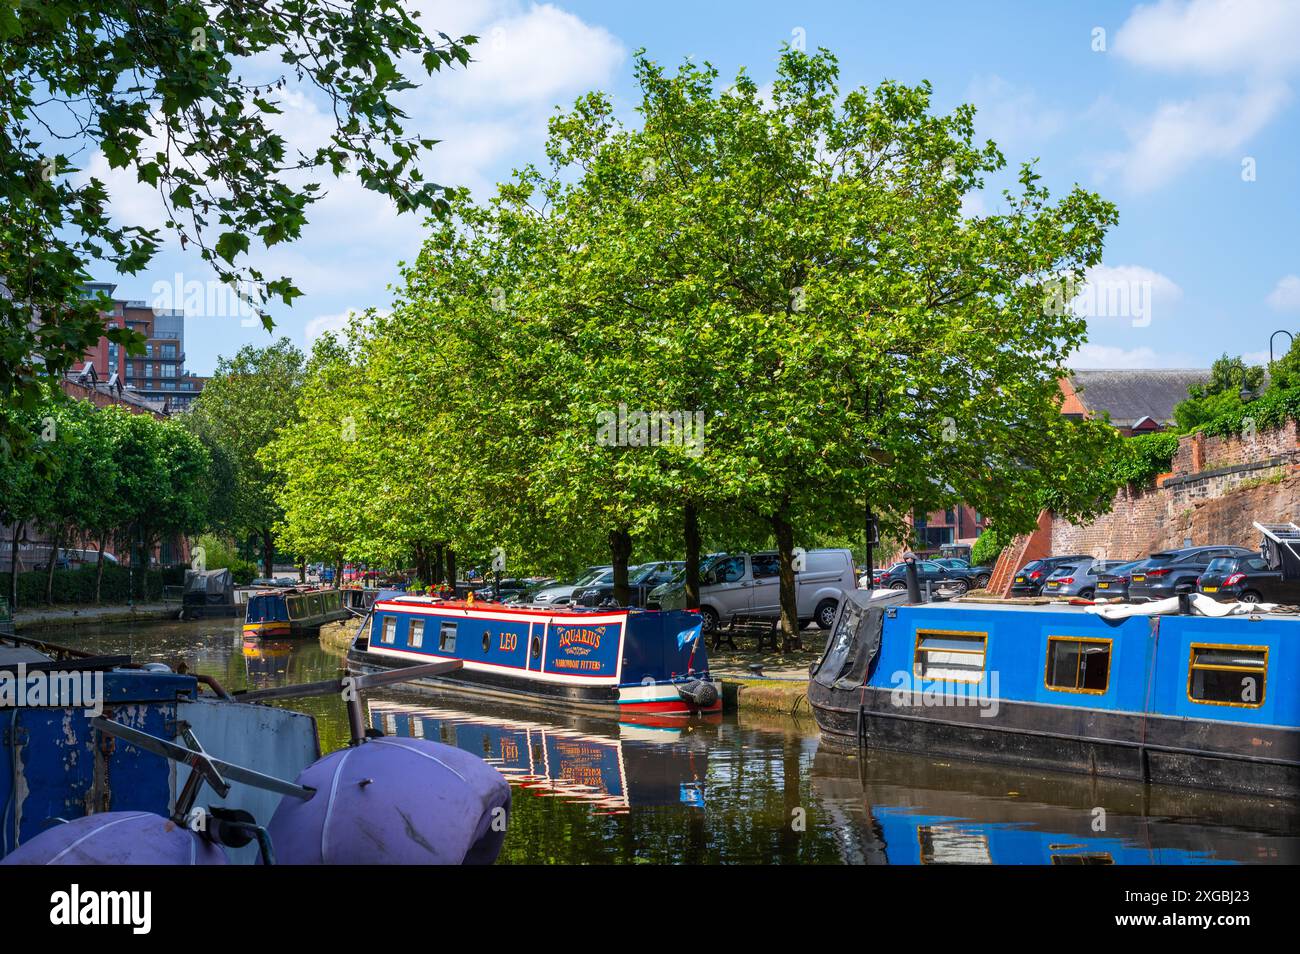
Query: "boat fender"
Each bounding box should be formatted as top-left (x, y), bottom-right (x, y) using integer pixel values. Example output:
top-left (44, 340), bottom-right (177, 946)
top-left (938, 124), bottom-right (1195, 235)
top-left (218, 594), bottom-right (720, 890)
top-left (265, 738), bottom-right (511, 865)
top-left (1, 811), bottom-right (229, 865)
top-left (676, 678), bottom-right (719, 708)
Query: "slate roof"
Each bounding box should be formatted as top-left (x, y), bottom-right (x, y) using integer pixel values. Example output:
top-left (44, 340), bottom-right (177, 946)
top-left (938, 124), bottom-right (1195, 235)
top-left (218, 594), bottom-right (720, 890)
top-left (1069, 368), bottom-right (1210, 428)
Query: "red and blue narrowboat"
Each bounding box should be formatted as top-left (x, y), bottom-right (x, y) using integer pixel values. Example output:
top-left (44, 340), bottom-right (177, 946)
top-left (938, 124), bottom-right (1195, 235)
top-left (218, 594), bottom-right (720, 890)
top-left (243, 587), bottom-right (348, 638)
top-left (809, 589), bottom-right (1299, 799)
top-left (347, 596), bottom-right (722, 716)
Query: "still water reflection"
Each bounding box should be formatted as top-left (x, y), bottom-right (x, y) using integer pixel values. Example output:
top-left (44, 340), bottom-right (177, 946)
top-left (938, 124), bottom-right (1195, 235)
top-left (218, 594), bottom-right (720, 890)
top-left (54, 618), bottom-right (1297, 865)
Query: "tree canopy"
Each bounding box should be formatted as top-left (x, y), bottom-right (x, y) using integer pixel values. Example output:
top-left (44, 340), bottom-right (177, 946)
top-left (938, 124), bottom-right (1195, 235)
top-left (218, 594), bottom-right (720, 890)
top-left (267, 47), bottom-right (1126, 643)
top-left (0, 0), bottom-right (474, 450)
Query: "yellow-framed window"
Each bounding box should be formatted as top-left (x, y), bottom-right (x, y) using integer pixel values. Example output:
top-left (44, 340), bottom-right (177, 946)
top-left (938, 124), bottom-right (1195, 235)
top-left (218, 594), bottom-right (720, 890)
top-left (1188, 643), bottom-right (1267, 708)
top-left (380, 615), bottom-right (397, 645)
top-left (913, 629), bottom-right (987, 683)
top-left (1045, 636), bottom-right (1112, 694)
top-left (409, 619), bottom-right (425, 649)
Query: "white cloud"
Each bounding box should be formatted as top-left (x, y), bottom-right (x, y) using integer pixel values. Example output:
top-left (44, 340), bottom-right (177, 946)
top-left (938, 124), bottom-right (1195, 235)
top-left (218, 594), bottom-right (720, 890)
top-left (1266, 274), bottom-right (1300, 310)
top-left (1070, 264), bottom-right (1183, 325)
top-left (426, 3), bottom-right (625, 108)
top-left (1114, 0), bottom-right (1300, 76)
top-left (1102, 1), bottom-right (1300, 190)
top-left (304, 308), bottom-right (388, 345)
top-left (1069, 343), bottom-right (1200, 368)
top-left (1099, 82), bottom-right (1289, 192)
top-left (966, 75), bottom-right (1065, 150)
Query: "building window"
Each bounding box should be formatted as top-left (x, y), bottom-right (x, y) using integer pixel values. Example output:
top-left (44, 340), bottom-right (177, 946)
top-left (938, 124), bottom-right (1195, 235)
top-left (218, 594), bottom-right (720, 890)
top-left (379, 616), bottom-right (396, 645)
top-left (1188, 644), bottom-right (1267, 707)
top-left (439, 621), bottom-right (457, 652)
top-left (914, 630), bottom-right (987, 683)
top-left (409, 619), bottom-right (425, 649)
top-left (1045, 636), bottom-right (1111, 694)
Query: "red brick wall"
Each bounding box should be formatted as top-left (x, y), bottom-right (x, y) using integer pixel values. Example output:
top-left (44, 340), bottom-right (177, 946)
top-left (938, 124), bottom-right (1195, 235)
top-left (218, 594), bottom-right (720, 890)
top-left (1050, 422), bottom-right (1299, 560)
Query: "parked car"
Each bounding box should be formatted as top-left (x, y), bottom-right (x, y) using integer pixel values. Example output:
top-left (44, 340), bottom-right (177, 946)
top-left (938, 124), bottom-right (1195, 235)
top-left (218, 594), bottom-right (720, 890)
top-left (528, 566), bottom-right (612, 605)
top-left (648, 548), bottom-right (855, 632)
top-left (878, 559), bottom-right (978, 594)
top-left (1091, 561), bottom-right (1146, 600)
top-left (1198, 553), bottom-right (1300, 604)
top-left (1128, 546), bottom-right (1259, 602)
top-left (1008, 555), bottom-right (1093, 596)
top-left (933, 557), bottom-right (993, 589)
top-left (574, 561), bottom-right (683, 607)
top-left (472, 577), bottom-right (545, 601)
top-left (1040, 559), bottom-right (1131, 599)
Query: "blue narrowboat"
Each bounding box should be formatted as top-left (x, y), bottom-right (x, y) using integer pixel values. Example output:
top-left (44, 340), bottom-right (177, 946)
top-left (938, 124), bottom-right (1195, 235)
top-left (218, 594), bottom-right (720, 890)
top-left (243, 586), bottom-right (348, 638)
top-left (348, 596), bottom-right (722, 716)
top-left (809, 590), bottom-right (1299, 798)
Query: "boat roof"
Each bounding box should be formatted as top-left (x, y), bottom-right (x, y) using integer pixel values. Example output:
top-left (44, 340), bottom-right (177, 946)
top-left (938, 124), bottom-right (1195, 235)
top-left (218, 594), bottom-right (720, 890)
top-left (376, 596), bottom-right (637, 618)
top-left (916, 598), bottom-right (1300, 621)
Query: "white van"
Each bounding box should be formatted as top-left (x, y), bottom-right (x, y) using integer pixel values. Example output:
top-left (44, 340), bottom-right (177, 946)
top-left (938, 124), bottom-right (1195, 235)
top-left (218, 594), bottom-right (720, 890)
top-left (648, 548), bottom-right (855, 633)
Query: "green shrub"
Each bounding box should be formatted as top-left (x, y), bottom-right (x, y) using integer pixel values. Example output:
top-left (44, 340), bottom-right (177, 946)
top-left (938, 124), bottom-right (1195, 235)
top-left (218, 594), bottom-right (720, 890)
top-left (1110, 431), bottom-right (1180, 487)
top-left (970, 528), bottom-right (1010, 569)
top-left (12, 564), bottom-right (186, 607)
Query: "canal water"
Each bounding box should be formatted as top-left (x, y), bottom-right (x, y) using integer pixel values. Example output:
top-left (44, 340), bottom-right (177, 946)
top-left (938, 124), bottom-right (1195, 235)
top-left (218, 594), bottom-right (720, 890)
top-left (52, 618), bottom-right (1297, 865)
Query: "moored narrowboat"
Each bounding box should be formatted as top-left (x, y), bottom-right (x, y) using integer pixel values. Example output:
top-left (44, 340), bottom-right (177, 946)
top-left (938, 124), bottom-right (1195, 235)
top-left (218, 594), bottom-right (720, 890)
top-left (808, 589), bottom-right (1299, 799)
top-left (243, 587), bottom-right (348, 638)
top-left (347, 596), bottom-right (722, 716)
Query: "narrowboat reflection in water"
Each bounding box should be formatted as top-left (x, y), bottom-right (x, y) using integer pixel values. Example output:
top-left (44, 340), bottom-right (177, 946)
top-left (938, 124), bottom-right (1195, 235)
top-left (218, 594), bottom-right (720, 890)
top-left (242, 636), bottom-right (293, 685)
top-left (811, 748), bottom-right (1298, 865)
top-left (368, 697), bottom-right (710, 813)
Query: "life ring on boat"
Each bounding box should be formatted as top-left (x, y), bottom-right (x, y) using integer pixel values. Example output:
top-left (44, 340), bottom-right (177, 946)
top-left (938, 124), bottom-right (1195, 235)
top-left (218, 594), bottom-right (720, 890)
top-left (676, 678), bottom-right (719, 708)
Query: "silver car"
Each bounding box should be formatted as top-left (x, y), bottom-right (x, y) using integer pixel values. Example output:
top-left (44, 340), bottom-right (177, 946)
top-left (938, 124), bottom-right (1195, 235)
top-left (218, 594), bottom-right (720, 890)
top-left (649, 548), bottom-right (855, 632)
top-left (528, 566), bottom-right (612, 605)
top-left (1040, 559), bottom-right (1131, 600)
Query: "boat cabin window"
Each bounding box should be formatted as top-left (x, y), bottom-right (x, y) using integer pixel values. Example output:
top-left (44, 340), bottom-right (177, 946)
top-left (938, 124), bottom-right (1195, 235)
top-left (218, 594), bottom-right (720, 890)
top-left (380, 615), bottom-right (396, 645)
top-left (1188, 644), bottom-right (1267, 707)
top-left (913, 630), bottom-right (987, 683)
top-left (439, 621), bottom-right (457, 652)
top-left (409, 619), bottom-right (425, 649)
top-left (1045, 636), bottom-right (1111, 694)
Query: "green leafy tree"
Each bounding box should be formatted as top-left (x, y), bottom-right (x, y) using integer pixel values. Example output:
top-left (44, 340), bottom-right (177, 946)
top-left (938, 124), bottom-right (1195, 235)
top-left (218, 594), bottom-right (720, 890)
top-left (186, 339), bottom-right (304, 576)
top-left (0, 1), bottom-right (474, 451)
top-left (531, 49), bottom-right (1123, 640)
top-left (1173, 352), bottom-right (1266, 431)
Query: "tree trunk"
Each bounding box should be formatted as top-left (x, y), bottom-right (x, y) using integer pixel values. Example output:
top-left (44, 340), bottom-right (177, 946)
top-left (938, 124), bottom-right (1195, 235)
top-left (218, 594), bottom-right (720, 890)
top-left (433, 544), bottom-right (445, 588)
top-left (683, 501), bottom-right (701, 610)
top-left (9, 523), bottom-right (23, 611)
top-left (95, 540), bottom-right (107, 604)
top-left (44, 529), bottom-right (60, 604)
top-left (298, 559), bottom-right (306, 583)
top-left (333, 552), bottom-right (343, 589)
top-left (609, 527), bottom-right (633, 606)
top-left (445, 548), bottom-right (457, 591)
top-left (261, 528), bottom-right (274, 580)
top-left (771, 510), bottom-right (799, 651)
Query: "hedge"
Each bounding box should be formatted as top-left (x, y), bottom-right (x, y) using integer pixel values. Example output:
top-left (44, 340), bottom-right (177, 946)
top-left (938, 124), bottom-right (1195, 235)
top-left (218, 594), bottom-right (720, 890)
top-left (9, 564), bottom-right (187, 608)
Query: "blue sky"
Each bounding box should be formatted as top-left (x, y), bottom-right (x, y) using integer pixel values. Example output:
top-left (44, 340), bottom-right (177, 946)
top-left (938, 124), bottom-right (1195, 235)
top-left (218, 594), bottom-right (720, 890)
top-left (91, 0), bottom-right (1300, 374)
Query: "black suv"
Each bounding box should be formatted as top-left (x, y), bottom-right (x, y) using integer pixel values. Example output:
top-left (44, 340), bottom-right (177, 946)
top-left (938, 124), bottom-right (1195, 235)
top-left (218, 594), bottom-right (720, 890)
top-left (1127, 546), bottom-right (1258, 602)
top-left (1009, 555), bottom-right (1091, 596)
top-left (879, 560), bottom-right (977, 594)
top-left (1197, 553), bottom-right (1299, 604)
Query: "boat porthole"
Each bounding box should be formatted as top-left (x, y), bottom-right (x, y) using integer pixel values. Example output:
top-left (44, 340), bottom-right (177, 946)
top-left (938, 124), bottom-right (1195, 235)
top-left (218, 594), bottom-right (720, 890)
top-left (530, 635), bottom-right (541, 658)
top-left (482, 631), bottom-right (491, 652)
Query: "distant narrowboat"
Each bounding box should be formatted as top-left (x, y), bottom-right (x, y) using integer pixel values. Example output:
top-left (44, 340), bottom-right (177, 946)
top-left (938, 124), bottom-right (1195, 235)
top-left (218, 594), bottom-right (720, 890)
top-left (347, 596), bottom-right (722, 716)
top-left (243, 587), bottom-right (348, 638)
top-left (809, 589), bottom-right (1299, 799)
